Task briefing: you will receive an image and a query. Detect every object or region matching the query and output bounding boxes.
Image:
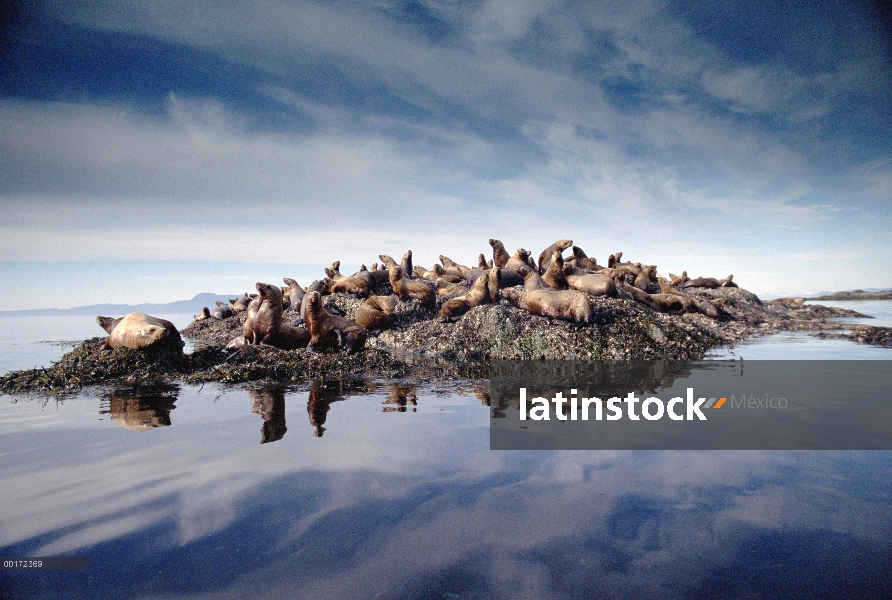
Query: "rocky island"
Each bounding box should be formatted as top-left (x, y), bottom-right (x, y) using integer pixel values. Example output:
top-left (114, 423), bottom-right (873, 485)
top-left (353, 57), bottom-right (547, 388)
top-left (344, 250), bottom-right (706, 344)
top-left (2, 240), bottom-right (889, 395)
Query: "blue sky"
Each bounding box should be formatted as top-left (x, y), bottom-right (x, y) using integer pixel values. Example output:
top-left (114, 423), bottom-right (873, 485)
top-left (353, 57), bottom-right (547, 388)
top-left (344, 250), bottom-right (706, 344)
top-left (1, 0), bottom-right (890, 309)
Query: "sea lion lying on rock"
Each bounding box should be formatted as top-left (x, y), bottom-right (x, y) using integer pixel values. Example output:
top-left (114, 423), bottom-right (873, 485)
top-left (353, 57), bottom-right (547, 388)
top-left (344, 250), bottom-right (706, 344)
top-left (303, 291), bottom-right (368, 353)
top-left (324, 266), bottom-right (371, 297)
top-left (617, 278), bottom-right (689, 314)
top-left (501, 286), bottom-right (593, 324)
top-left (230, 294), bottom-right (254, 313)
top-left (389, 266), bottom-right (435, 307)
top-left (680, 275), bottom-right (733, 289)
top-left (212, 301), bottom-right (234, 320)
top-left (439, 268), bottom-right (499, 322)
top-left (562, 263), bottom-right (616, 297)
top-left (97, 312), bottom-right (185, 351)
top-left (194, 307), bottom-right (211, 321)
top-left (227, 283), bottom-right (310, 350)
top-left (354, 295), bottom-right (397, 330)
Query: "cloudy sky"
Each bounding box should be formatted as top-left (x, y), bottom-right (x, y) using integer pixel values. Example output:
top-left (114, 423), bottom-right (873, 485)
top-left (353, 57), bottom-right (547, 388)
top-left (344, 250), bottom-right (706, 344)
top-left (1, 0), bottom-right (890, 309)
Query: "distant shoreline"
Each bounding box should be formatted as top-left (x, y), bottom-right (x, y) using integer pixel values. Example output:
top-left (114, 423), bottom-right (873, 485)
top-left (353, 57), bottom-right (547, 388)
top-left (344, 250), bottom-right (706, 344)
top-left (809, 290), bottom-right (892, 301)
top-left (0, 293), bottom-right (238, 317)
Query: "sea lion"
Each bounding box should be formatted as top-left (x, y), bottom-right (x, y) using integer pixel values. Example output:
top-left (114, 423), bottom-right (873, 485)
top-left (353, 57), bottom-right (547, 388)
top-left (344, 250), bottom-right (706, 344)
top-left (230, 293), bottom-right (254, 313)
top-left (439, 255), bottom-right (472, 278)
top-left (97, 312), bottom-right (185, 351)
top-left (378, 254), bottom-right (399, 271)
top-left (541, 251), bottom-right (569, 289)
top-left (562, 263), bottom-right (616, 297)
top-left (500, 286), bottom-right (593, 324)
top-left (680, 276), bottom-right (724, 289)
top-left (538, 239), bottom-right (573, 273)
top-left (669, 272), bottom-right (689, 287)
top-left (607, 252), bottom-right (623, 268)
top-left (656, 279), bottom-right (697, 311)
top-left (194, 307), bottom-right (211, 321)
top-left (389, 266), bottom-right (435, 306)
top-left (228, 282), bottom-right (310, 350)
top-left (697, 298), bottom-right (726, 320)
top-left (722, 275), bottom-right (738, 288)
top-left (477, 253), bottom-right (493, 270)
top-left (431, 263), bottom-right (465, 283)
top-left (324, 267), bottom-right (371, 297)
top-left (571, 246), bottom-right (602, 271)
top-left (303, 291), bottom-right (368, 353)
top-left (439, 269), bottom-right (498, 322)
top-left (211, 301), bottom-right (234, 320)
top-left (282, 278), bottom-right (305, 313)
top-left (634, 265), bottom-right (657, 292)
top-left (489, 239), bottom-right (512, 269)
top-left (401, 250), bottom-right (414, 279)
top-left (353, 295), bottom-right (397, 330)
top-left (436, 278), bottom-right (471, 298)
top-left (617, 278), bottom-right (688, 313)
top-left (505, 248), bottom-right (536, 272)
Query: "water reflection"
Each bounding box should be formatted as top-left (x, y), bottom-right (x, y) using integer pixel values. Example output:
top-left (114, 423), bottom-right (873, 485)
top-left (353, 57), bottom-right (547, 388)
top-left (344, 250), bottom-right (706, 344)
top-left (99, 385), bottom-right (178, 431)
top-left (1, 383), bottom-right (890, 600)
top-left (382, 383), bottom-right (417, 412)
top-left (248, 386), bottom-right (287, 444)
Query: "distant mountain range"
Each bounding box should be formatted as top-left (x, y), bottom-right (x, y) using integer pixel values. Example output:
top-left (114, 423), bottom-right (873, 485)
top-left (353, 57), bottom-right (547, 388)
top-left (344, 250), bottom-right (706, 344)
top-left (0, 293), bottom-right (239, 317)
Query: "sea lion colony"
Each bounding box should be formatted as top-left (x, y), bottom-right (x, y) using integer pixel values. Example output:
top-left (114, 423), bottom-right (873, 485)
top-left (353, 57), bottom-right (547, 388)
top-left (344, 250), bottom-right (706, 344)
top-left (101, 239), bottom-right (736, 354)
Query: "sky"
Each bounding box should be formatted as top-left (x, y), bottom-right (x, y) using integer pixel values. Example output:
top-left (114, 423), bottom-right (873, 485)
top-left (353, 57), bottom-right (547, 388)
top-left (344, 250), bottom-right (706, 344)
top-left (0, 0), bottom-right (890, 310)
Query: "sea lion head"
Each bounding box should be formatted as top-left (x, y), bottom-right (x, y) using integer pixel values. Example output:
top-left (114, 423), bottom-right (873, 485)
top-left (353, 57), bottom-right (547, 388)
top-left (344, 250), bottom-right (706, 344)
top-left (256, 282), bottom-right (283, 304)
top-left (304, 290), bottom-right (323, 314)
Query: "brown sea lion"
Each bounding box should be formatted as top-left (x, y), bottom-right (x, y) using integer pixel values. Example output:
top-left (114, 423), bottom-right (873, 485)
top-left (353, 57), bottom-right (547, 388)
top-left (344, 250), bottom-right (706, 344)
top-left (389, 266), bottom-right (435, 306)
top-left (324, 267), bottom-right (371, 297)
top-left (669, 272), bottom-right (689, 287)
top-left (401, 250), bottom-right (414, 279)
top-left (431, 263), bottom-right (465, 283)
top-left (505, 248), bottom-right (535, 272)
top-left (303, 291), bottom-right (368, 353)
top-left (656, 279), bottom-right (697, 311)
top-left (282, 278), bottom-right (305, 313)
top-left (440, 255), bottom-right (472, 278)
top-left (541, 251), bottom-right (569, 289)
top-left (634, 265), bottom-right (657, 291)
top-left (229, 282), bottom-right (310, 350)
top-left (439, 269), bottom-right (498, 322)
top-left (697, 298), bottom-right (726, 320)
top-left (210, 301), bottom-right (234, 320)
top-left (489, 239), bottom-right (511, 268)
top-left (230, 293), bottom-right (254, 313)
top-left (722, 275), bottom-right (737, 287)
top-left (97, 312), bottom-right (185, 351)
top-left (354, 295), bottom-right (397, 330)
top-left (537, 239), bottom-right (573, 273)
top-left (562, 263), bottom-right (616, 297)
top-left (477, 253), bottom-right (493, 270)
top-left (571, 246), bottom-right (602, 271)
top-left (436, 279), bottom-right (471, 298)
top-left (617, 278), bottom-right (688, 313)
top-left (194, 307), bottom-right (211, 321)
top-left (680, 276), bottom-right (723, 289)
top-left (501, 286), bottom-right (593, 324)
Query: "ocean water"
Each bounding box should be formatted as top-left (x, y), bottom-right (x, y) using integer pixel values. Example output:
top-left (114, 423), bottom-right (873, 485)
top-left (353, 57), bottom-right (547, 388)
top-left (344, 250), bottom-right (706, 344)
top-left (1, 303), bottom-right (891, 599)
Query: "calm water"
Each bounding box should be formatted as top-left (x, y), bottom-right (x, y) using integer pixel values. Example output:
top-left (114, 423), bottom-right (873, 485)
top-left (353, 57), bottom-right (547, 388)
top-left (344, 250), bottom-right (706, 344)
top-left (2, 304), bottom-right (891, 599)
top-left (0, 313), bottom-right (199, 375)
